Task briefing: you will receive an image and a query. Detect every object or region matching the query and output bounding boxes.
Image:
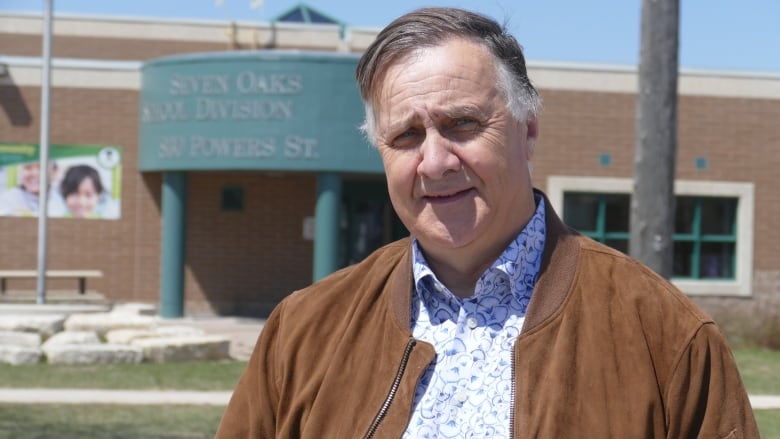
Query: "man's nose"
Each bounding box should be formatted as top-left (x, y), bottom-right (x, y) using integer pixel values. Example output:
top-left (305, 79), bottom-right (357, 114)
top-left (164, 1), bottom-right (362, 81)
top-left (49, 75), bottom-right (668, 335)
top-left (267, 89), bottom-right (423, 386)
top-left (416, 131), bottom-right (461, 179)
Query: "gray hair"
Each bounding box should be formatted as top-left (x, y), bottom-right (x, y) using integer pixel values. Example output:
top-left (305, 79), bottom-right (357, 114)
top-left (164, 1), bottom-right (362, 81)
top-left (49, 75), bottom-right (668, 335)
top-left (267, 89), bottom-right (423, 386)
top-left (355, 7), bottom-right (542, 141)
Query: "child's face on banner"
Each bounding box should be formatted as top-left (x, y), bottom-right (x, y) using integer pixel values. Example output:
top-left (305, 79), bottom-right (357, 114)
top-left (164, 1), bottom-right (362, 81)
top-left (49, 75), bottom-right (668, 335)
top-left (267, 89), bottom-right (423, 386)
top-left (65, 177), bottom-right (100, 217)
top-left (20, 163), bottom-right (42, 194)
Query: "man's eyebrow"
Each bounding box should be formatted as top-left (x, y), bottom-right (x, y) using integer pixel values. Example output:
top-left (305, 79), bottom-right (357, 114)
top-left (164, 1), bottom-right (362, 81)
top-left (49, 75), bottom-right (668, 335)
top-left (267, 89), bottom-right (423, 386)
top-left (382, 113), bottom-right (419, 137)
top-left (440, 105), bottom-right (490, 120)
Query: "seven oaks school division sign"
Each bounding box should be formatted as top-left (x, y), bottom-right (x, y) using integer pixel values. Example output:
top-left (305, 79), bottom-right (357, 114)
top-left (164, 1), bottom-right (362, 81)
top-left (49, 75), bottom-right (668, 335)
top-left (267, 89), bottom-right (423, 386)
top-left (138, 51), bottom-right (383, 173)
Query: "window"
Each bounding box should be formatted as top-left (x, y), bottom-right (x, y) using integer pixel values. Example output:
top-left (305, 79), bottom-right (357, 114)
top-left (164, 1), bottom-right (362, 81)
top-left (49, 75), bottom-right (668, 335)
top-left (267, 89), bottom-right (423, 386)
top-left (562, 193), bottom-right (737, 280)
top-left (673, 196), bottom-right (737, 280)
top-left (548, 176), bottom-right (754, 296)
top-left (221, 186), bottom-right (244, 212)
top-left (563, 193), bottom-right (630, 254)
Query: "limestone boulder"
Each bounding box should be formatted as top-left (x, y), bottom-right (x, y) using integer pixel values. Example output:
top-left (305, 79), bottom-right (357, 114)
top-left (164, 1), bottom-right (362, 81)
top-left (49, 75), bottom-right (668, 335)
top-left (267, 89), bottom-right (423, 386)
top-left (132, 335), bottom-right (231, 362)
top-left (0, 345), bottom-right (43, 365)
top-left (105, 326), bottom-right (205, 345)
top-left (64, 312), bottom-right (156, 336)
top-left (44, 344), bottom-right (144, 365)
top-left (41, 331), bottom-right (101, 349)
top-left (0, 314), bottom-right (66, 338)
top-left (0, 330), bottom-right (42, 347)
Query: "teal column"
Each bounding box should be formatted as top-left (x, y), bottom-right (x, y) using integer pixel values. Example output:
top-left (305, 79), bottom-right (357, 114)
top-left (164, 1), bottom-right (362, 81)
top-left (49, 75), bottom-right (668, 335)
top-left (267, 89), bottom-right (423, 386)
top-left (313, 172), bottom-right (342, 282)
top-left (160, 171), bottom-right (187, 318)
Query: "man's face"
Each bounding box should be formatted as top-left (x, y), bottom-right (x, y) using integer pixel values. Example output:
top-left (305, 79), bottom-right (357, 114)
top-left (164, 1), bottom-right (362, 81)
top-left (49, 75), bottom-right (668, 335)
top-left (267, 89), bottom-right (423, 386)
top-left (373, 38), bottom-right (538, 260)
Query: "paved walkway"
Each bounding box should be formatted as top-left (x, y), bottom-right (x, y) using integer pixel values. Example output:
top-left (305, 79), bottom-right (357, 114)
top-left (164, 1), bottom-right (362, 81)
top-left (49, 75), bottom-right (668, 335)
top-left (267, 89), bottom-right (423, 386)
top-left (750, 395), bottom-right (780, 410)
top-left (0, 388), bottom-right (232, 405)
top-left (0, 388), bottom-right (778, 409)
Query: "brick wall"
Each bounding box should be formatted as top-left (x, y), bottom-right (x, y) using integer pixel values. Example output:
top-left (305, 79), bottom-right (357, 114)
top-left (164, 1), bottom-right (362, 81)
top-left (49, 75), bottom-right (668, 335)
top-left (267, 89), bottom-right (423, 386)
top-left (533, 90), bottom-right (780, 271)
top-left (183, 172), bottom-right (316, 315)
top-left (0, 84), bottom-right (162, 302)
top-left (0, 34), bottom-right (227, 60)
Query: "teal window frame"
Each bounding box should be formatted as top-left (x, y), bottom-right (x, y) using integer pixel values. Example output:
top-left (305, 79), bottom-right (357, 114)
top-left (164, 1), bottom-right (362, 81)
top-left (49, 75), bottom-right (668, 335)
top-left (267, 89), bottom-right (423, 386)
top-left (562, 192), bottom-right (738, 280)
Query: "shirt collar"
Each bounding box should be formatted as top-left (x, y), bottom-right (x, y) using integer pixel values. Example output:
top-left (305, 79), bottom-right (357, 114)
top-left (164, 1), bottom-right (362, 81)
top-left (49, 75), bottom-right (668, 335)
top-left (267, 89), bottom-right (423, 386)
top-left (412, 194), bottom-right (547, 311)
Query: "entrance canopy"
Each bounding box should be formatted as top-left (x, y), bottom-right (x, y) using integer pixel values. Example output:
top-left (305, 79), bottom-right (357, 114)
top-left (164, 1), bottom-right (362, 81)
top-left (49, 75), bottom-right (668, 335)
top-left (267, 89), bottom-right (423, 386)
top-left (139, 51), bottom-right (382, 173)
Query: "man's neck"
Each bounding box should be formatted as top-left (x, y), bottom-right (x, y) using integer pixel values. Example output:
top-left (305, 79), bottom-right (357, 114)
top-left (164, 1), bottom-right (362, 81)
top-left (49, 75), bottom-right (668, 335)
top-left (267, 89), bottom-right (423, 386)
top-left (423, 253), bottom-right (491, 298)
top-left (421, 227), bottom-right (524, 298)
top-left (417, 192), bottom-right (539, 298)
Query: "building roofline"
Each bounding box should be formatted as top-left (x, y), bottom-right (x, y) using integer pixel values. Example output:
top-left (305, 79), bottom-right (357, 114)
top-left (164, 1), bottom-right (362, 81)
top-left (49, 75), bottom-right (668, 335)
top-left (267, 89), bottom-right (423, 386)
top-left (2, 55), bottom-right (779, 99)
top-left (0, 55), bottom-right (142, 71)
top-left (1, 9), bottom-right (266, 27)
top-left (2, 54), bottom-right (779, 81)
top-left (528, 59), bottom-right (780, 81)
top-left (1, 9), bottom-right (344, 31)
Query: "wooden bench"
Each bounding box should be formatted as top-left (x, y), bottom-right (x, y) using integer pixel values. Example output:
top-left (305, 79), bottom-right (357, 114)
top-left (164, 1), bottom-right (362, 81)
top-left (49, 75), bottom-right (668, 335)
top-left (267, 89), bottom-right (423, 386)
top-left (0, 270), bottom-right (103, 295)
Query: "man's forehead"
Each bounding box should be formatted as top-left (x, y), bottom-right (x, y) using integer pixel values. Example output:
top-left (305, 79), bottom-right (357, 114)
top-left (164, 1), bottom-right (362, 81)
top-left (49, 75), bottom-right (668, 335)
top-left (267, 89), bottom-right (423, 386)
top-left (370, 38), bottom-right (494, 100)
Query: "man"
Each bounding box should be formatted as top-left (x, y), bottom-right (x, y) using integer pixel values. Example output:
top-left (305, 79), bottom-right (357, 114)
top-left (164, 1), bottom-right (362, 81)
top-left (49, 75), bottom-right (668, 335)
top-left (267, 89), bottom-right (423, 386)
top-left (217, 7), bottom-right (758, 438)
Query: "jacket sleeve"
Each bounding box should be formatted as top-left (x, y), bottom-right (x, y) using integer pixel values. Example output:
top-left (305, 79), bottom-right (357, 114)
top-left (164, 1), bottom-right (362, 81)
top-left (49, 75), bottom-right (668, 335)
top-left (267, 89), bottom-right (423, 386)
top-left (215, 301), bottom-right (285, 438)
top-left (664, 322), bottom-right (760, 439)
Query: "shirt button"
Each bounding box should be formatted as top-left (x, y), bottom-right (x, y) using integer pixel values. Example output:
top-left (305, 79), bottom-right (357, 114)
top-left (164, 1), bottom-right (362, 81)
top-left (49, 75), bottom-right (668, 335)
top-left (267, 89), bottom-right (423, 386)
top-left (466, 316), bottom-right (478, 329)
top-left (434, 282), bottom-right (444, 292)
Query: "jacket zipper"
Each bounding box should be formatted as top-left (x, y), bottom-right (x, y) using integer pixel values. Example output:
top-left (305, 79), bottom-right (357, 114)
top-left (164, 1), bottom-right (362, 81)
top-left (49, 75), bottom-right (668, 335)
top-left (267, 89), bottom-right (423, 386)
top-left (363, 338), bottom-right (417, 439)
top-left (510, 353), bottom-right (516, 438)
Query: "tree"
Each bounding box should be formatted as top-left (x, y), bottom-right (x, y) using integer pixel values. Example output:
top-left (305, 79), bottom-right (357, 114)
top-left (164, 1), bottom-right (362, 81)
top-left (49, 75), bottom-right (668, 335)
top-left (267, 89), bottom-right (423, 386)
top-left (630, 0), bottom-right (680, 278)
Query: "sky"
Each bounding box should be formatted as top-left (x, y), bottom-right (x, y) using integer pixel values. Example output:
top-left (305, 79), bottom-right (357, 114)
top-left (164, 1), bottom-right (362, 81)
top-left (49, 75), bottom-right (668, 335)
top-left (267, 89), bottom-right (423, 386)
top-left (2, 0), bottom-right (779, 73)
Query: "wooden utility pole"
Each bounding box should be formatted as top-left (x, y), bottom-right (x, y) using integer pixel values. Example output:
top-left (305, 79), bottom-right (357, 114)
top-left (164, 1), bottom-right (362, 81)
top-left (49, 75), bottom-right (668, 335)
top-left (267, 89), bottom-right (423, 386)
top-left (630, 0), bottom-right (680, 278)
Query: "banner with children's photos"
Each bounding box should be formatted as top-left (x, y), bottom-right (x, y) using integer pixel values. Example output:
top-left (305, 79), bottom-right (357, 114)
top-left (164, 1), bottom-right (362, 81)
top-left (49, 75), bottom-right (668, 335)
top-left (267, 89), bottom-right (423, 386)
top-left (0, 143), bottom-right (122, 219)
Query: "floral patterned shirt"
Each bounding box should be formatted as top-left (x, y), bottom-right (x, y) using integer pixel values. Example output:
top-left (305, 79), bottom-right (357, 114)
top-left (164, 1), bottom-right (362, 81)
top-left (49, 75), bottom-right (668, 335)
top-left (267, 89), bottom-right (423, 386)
top-left (404, 195), bottom-right (546, 438)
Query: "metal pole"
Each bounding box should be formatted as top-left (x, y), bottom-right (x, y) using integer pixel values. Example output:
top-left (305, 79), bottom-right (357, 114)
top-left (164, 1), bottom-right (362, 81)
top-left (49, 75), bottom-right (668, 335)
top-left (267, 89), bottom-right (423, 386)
top-left (36, 0), bottom-right (53, 304)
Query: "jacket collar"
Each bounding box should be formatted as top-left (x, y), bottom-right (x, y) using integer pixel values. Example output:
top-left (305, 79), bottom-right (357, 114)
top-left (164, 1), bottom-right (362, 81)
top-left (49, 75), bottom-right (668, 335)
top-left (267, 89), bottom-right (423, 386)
top-left (388, 189), bottom-right (579, 335)
top-left (523, 189), bottom-right (579, 334)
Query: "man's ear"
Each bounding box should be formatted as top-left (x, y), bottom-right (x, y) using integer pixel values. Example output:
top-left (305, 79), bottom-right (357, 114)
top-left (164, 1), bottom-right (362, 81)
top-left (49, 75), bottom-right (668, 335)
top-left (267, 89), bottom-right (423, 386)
top-left (525, 117), bottom-right (539, 160)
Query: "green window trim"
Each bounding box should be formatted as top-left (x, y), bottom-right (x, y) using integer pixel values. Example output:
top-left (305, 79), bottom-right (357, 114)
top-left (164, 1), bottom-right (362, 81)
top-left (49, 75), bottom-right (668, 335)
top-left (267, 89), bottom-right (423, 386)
top-left (562, 192), bottom-right (738, 281)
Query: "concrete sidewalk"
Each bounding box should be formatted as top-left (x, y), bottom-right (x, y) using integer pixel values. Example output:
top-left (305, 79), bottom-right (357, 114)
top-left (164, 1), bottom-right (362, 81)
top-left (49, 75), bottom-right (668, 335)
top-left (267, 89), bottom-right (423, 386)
top-left (0, 388), bottom-right (232, 405)
top-left (750, 395), bottom-right (780, 410)
top-left (0, 388), bottom-right (778, 409)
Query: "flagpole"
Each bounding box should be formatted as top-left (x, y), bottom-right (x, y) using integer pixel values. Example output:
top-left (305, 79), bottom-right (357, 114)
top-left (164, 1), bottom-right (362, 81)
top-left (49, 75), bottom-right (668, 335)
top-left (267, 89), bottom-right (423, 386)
top-left (36, 0), bottom-right (53, 304)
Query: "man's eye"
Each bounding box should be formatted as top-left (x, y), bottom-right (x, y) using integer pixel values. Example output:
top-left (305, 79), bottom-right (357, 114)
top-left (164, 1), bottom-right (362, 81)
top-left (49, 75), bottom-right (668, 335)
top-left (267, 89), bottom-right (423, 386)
top-left (450, 118), bottom-right (479, 133)
top-left (391, 130), bottom-right (420, 148)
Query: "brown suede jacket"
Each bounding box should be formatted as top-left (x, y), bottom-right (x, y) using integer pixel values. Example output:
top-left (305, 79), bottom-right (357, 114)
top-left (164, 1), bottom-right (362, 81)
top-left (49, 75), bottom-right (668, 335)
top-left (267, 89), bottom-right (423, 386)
top-left (217, 193), bottom-right (759, 438)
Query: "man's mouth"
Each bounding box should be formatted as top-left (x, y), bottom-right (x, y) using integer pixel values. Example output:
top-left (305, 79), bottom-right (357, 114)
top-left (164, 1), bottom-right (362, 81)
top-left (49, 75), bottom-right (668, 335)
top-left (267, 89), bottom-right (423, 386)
top-left (423, 188), bottom-right (475, 205)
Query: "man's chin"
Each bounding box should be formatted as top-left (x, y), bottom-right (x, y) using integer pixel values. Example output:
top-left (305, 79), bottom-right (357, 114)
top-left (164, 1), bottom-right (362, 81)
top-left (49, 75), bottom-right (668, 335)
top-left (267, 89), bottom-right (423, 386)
top-left (417, 231), bottom-right (477, 252)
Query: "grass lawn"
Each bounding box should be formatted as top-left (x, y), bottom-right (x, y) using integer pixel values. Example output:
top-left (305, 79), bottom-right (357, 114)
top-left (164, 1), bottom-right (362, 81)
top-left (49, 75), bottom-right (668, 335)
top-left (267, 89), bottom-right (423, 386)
top-left (733, 348), bottom-right (780, 395)
top-left (0, 350), bottom-right (775, 436)
top-left (0, 405), bottom-right (776, 438)
top-left (0, 361), bottom-right (247, 390)
top-left (0, 404), bottom-right (224, 438)
top-left (1, 350), bottom-right (775, 394)
top-left (756, 410), bottom-right (780, 439)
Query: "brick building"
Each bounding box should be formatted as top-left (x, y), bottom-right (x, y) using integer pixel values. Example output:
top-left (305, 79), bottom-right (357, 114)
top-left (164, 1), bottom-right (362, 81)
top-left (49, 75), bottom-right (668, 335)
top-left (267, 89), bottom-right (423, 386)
top-left (1, 9), bottom-right (778, 341)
